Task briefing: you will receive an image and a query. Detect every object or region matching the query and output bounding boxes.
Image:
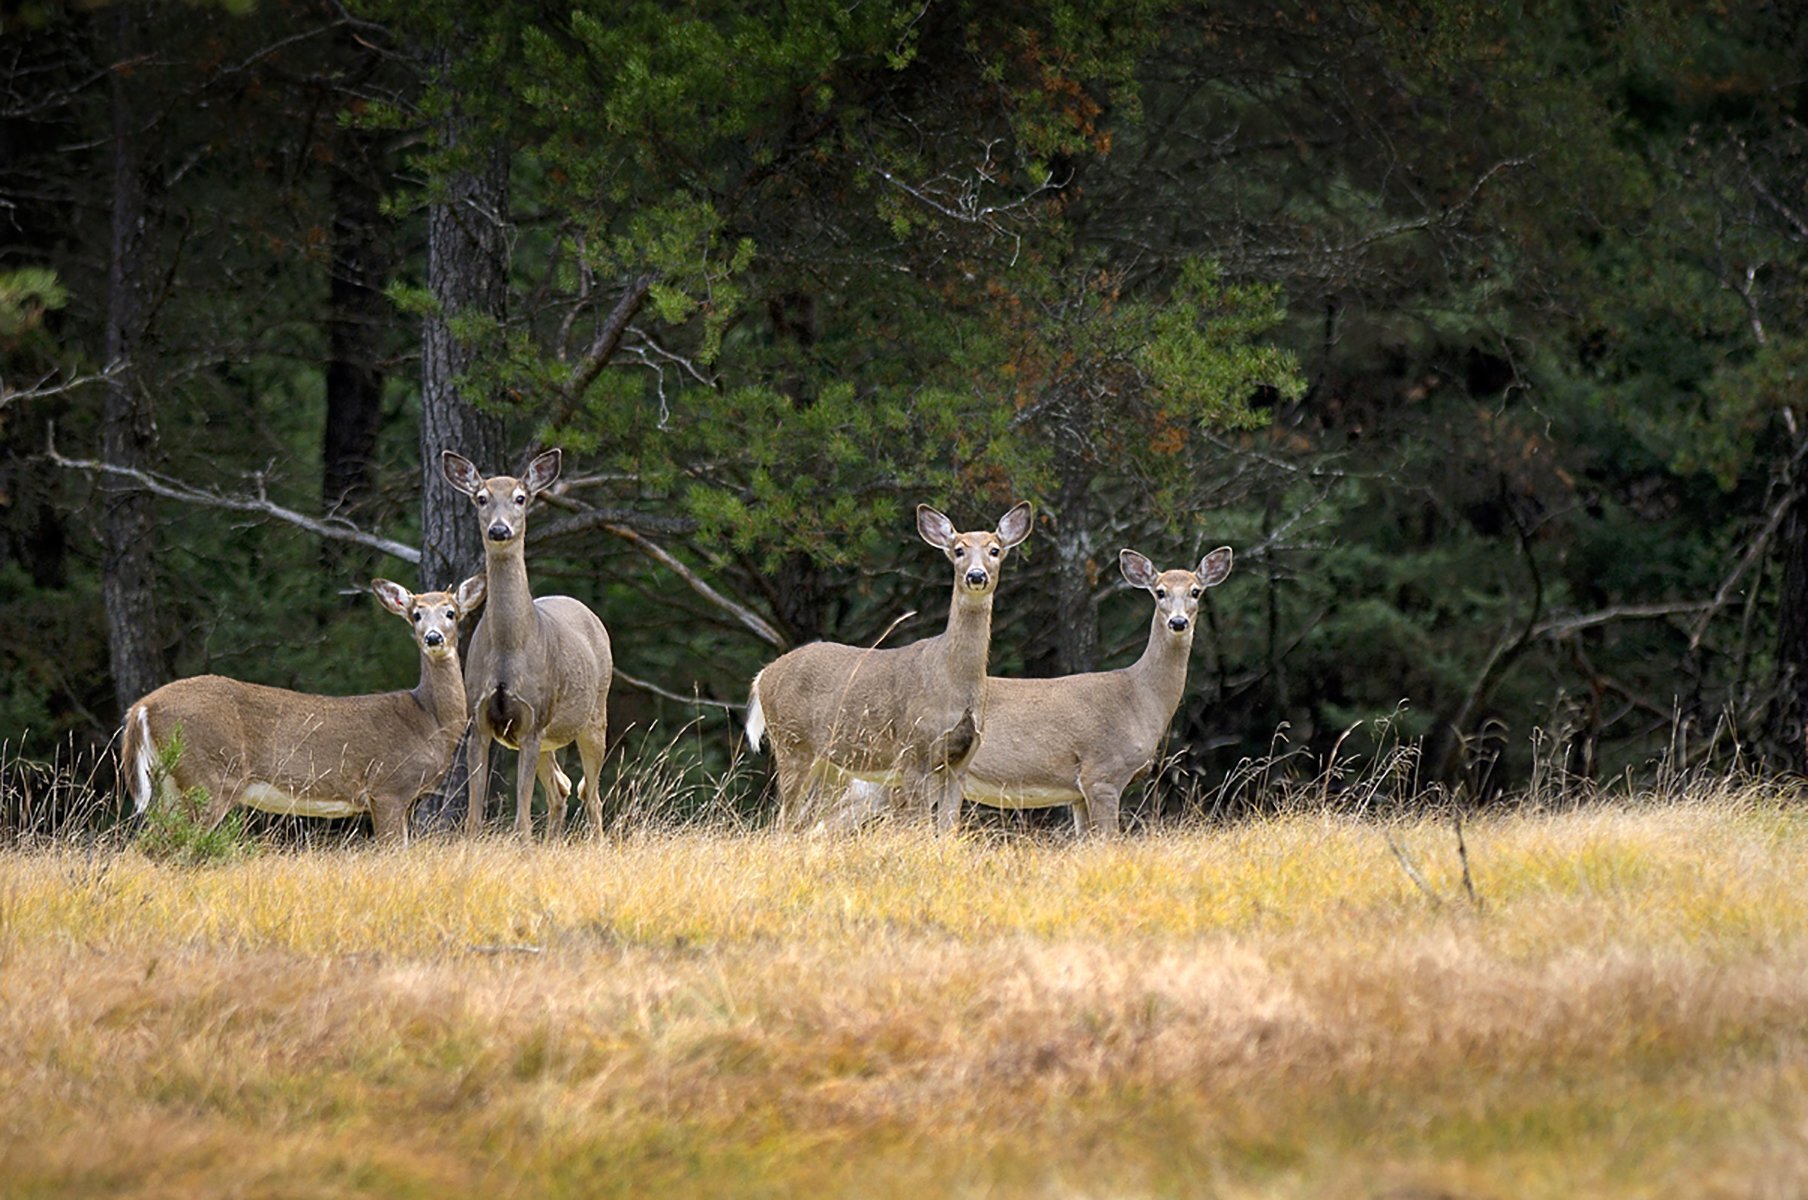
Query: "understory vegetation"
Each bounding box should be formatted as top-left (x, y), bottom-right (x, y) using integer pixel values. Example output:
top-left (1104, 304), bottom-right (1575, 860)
top-left (2, 739), bottom-right (1803, 1198)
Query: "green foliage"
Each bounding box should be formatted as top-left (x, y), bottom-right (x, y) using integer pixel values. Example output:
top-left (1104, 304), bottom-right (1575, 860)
top-left (137, 799), bottom-right (253, 868)
top-left (0, 268), bottom-right (66, 340)
top-left (8, 0), bottom-right (1808, 808)
top-left (134, 733), bottom-right (254, 867)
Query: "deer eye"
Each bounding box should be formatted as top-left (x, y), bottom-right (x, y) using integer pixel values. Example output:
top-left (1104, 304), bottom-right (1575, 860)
top-left (445, 609), bottom-right (456, 620)
top-left (1191, 588), bottom-right (1202, 599)
top-left (988, 546), bottom-right (1000, 557)
top-left (411, 611), bottom-right (422, 622)
top-left (954, 546), bottom-right (966, 558)
top-left (514, 492), bottom-right (527, 505)
top-left (475, 494), bottom-right (488, 505)
top-left (1156, 588), bottom-right (1167, 599)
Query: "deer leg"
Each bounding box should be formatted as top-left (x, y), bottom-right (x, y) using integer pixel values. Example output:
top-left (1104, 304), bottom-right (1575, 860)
top-left (513, 730), bottom-right (543, 838)
top-left (931, 768), bottom-right (964, 835)
top-left (773, 746), bottom-right (809, 830)
top-left (465, 723), bottom-right (494, 837)
top-left (540, 751), bottom-right (571, 838)
top-left (198, 784), bottom-right (237, 834)
top-left (371, 797), bottom-right (407, 846)
top-left (1080, 779), bottom-right (1122, 837)
top-left (576, 722), bottom-right (606, 836)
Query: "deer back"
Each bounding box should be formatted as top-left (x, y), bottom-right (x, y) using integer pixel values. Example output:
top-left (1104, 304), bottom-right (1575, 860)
top-left (133, 675), bottom-right (458, 813)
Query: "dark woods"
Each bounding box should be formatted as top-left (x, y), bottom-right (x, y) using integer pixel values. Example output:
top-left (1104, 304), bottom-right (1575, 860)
top-left (3, 1), bottom-right (1806, 822)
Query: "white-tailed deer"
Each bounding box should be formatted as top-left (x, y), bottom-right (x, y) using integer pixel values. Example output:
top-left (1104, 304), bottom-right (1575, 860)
top-left (745, 502), bottom-right (1033, 832)
top-left (119, 576), bottom-right (486, 844)
top-left (441, 447), bottom-right (613, 837)
top-left (836, 546), bottom-right (1232, 835)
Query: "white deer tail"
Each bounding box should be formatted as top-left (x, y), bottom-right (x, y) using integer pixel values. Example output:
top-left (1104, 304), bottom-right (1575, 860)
top-left (122, 704), bottom-right (156, 814)
top-left (744, 671), bottom-right (767, 752)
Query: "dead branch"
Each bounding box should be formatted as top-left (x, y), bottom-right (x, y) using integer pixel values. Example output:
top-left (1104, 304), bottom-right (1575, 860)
top-left (614, 667), bottom-right (743, 714)
top-left (592, 521), bottom-right (786, 649)
top-left (539, 273), bottom-right (656, 439)
top-left (1535, 601), bottom-right (1712, 641)
top-left (46, 430), bottom-right (422, 564)
top-left (2, 363), bottom-right (127, 410)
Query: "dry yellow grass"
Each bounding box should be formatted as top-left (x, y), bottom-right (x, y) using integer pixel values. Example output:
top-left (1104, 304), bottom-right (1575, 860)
top-left (3, 792), bottom-right (1806, 1198)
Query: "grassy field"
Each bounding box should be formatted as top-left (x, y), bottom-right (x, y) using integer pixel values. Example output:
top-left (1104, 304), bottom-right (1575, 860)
top-left (2, 786), bottom-right (1806, 1198)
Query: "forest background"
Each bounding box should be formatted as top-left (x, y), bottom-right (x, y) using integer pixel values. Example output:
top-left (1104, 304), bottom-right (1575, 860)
top-left (3, 0), bottom-right (1805, 826)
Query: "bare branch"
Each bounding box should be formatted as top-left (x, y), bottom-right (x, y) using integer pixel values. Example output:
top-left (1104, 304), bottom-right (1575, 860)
top-left (614, 666), bottom-right (743, 713)
top-left (46, 431), bottom-right (422, 564)
top-left (1690, 454), bottom-right (1800, 650)
top-left (533, 505), bottom-right (700, 541)
top-left (593, 521), bottom-right (786, 649)
top-left (1534, 601), bottom-right (1712, 641)
top-left (539, 273), bottom-right (656, 439)
top-left (2, 363), bottom-right (126, 410)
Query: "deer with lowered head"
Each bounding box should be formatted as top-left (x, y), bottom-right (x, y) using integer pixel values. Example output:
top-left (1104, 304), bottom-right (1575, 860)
top-left (835, 546), bottom-right (1232, 835)
top-left (441, 447), bottom-right (612, 837)
top-left (745, 501), bottom-right (1033, 832)
top-left (120, 575), bottom-right (486, 844)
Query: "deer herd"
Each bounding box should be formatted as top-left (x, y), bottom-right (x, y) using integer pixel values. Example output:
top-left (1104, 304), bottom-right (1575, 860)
top-left (119, 448), bottom-right (1233, 844)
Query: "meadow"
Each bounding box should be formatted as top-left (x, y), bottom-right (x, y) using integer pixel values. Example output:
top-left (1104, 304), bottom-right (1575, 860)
top-left (2, 769), bottom-right (1806, 1198)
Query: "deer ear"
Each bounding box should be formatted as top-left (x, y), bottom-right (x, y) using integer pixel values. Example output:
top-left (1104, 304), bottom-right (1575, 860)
top-left (1119, 549), bottom-right (1157, 590)
top-left (455, 573), bottom-right (487, 614)
top-left (917, 505), bottom-right (956, 550)
top-left (371, 578), bottom-right (411, 616)
top-left (995, 501), bottom-right (1033, 548)
top-left (1198, 546), bottom-right (1233, 588)
top-left (522, 448), bottom-right (563, 495)
top-left (441, 450), bottom-right (484, 496)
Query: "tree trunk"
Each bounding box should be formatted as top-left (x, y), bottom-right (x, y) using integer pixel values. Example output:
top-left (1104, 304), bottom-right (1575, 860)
top-left (100, 2), bottom-right (168, 717)
top-left (413, 48), bottom-right (510, 831)
top-left (1772, 451), bottom-right (1808, 773)
top-left (417, 133), bottom-right (509, 592)
top-left (1052, 409), bottom-right (1098, 675)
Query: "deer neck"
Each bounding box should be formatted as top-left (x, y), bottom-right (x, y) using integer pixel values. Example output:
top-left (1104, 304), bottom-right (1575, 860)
top-left (1128, 611), bottom-right (1195, 718)
top-left (415, 650), bottom-right (469, 730)
top-left (483, 540), bottom-right (537, 653)
top-left (940, 588), bottom-right (995, 699)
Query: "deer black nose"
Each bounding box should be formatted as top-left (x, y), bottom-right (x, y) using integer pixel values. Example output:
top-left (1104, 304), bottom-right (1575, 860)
top-left (1168, 616), bottom-right (1190, 632)
top-left (965, 569), bottom-right (989, 588)
top-left (487, 522), bottom-right (512, 541)
top-left (424, 630), bottom-right (445, 647)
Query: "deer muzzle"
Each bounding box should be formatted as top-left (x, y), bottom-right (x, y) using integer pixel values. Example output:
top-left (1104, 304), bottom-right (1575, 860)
top-left (964, 568), bottom-right (990, 589)
top-left (487, 522), bottom-right (514, 542)
top-left (1168, 615), bottom-right (1190, 632)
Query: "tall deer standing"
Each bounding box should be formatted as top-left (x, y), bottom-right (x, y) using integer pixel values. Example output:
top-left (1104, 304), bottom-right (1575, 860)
top-left (745, 502), bottom-right (1033, 832)
top-left (120, 576), bottom-right (486, 844)
top-left (441, 448), bottom-right (613, 837)
top-left (836, 546), bottom-right (1232, 835)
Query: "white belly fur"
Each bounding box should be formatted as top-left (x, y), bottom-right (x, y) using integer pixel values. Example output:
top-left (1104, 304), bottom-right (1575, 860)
top-left (238, 782), bottom-right (364, 819)
top-left (962, 778), bottom-right (1083, 809)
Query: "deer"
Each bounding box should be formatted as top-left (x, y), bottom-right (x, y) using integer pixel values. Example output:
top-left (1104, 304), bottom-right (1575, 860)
top-left (744, 501), bottom-right (1034, 833)
top-left (440, 447), bottom-right (613, 838)
top-left (119, 575), bottom-right (486, 844)
top-left (833, 546), bottom-right (1233, 836)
